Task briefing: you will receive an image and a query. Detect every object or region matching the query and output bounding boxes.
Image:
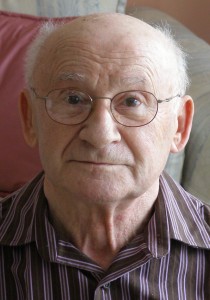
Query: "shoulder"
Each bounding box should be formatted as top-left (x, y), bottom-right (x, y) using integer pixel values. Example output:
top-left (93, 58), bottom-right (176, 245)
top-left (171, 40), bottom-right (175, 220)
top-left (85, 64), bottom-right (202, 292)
top-left (159, 171), bottom-right (210, 249)
top-left (0, 172), bottom-right (45, 245)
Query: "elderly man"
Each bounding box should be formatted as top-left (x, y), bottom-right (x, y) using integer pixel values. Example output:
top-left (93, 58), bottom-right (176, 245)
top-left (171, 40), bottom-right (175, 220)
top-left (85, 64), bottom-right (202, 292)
top-left (0, 13), bottom-right (209, 299)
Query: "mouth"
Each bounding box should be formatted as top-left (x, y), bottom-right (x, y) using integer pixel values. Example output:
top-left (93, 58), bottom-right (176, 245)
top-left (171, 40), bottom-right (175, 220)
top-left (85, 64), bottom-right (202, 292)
top-left (70, 160), bottom-right (117, 166)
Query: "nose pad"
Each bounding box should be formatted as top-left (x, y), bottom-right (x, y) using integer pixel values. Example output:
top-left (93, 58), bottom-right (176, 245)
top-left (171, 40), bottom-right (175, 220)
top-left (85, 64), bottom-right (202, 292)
top-left (79, 102), bottom-right (121, 148)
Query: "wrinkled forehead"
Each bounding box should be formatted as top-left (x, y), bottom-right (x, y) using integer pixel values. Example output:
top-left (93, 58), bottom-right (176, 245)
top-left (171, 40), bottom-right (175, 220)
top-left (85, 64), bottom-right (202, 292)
top-left (34, 14), bottom-right (172, 93)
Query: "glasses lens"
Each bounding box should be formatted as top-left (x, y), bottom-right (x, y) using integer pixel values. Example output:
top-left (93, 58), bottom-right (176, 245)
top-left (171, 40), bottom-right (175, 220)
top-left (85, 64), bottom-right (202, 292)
top-left (111, 90), bottom-right (158, 127)
top-left (46, 89), bottom-right (92, 125)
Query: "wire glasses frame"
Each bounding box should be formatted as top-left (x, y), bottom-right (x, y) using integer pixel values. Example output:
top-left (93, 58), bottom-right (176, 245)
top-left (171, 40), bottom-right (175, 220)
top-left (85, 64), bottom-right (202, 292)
top-left (30, 87), bottom-right (181, 127)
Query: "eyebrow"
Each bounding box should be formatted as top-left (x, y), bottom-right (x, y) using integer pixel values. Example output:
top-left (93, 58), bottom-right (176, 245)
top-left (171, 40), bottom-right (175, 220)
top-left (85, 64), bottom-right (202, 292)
top-left (57, 72), bottom-right (148, 89)
top-left (121, 76), bottom-right (147, 86)
top-left (57, 72), bottom-right (85, 82)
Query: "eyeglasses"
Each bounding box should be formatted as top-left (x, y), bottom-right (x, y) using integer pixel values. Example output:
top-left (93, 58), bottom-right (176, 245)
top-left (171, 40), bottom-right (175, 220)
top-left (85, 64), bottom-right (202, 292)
top-left (31, 87), bottom-right (180, 127)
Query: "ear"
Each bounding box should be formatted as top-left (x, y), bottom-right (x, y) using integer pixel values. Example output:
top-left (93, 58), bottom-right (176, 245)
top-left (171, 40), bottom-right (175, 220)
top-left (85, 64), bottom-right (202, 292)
top-left (18, 89), bottom-right (38, 148)
top-left (170, 95), bottom-right (194, 153)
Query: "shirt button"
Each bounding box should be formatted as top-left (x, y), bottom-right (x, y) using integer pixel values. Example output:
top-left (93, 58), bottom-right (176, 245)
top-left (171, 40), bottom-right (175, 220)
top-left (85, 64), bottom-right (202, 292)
top-left (103, 283), bottom-right (110, 289)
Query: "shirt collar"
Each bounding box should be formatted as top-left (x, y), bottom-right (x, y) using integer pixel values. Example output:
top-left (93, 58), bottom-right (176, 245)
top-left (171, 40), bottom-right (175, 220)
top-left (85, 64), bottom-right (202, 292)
top-left (159, 171), bottom-right (210, 250)
top-left (0, 171), bottom-right (209, 258)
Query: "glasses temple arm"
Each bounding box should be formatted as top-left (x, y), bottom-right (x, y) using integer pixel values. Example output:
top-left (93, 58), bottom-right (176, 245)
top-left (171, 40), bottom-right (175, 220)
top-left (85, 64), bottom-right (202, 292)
top-left (157, 94), bottom-right (181, 103)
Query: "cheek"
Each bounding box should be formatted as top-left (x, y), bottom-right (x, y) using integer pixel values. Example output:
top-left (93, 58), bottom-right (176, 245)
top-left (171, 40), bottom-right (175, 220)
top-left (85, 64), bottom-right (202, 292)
top-left (37, 127), bottom-right (61, 171)
top-left (33, 109), bottom-right (72, 166)
top-left (127, 120), bottom-right (175, 171)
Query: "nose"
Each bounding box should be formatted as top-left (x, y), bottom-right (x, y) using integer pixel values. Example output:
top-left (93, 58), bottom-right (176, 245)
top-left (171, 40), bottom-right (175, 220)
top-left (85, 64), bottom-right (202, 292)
top-left (79, 100), bottom-right (121, 149)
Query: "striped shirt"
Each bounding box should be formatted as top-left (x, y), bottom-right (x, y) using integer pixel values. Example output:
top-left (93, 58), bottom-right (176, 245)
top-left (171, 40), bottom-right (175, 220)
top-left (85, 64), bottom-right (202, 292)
top-left (0, 171), bottom-right (209, 300)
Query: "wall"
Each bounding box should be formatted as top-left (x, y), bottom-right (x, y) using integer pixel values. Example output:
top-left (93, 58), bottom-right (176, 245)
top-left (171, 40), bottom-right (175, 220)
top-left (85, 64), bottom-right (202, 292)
top-left (127, 0), bottom-right (210, 44)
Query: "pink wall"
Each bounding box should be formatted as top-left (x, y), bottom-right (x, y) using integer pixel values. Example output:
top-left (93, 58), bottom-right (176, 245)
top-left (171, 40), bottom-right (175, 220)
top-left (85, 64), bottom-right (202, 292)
top-left (127, 0), bottom-right (210, 44)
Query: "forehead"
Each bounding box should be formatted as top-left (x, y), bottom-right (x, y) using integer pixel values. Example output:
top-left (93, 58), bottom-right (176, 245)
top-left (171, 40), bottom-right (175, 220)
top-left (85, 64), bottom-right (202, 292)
top-left (34, 15), bottom-right (169, 92)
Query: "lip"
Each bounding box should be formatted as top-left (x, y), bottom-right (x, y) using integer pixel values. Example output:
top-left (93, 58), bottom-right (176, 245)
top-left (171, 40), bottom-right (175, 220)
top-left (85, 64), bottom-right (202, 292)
top-left (70, 160), bottom-right (117, 166)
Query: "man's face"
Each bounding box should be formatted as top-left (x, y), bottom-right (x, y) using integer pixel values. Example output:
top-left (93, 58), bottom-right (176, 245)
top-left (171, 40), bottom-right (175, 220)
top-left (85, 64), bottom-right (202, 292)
top-left (26, 16), bottom-right (185, 204)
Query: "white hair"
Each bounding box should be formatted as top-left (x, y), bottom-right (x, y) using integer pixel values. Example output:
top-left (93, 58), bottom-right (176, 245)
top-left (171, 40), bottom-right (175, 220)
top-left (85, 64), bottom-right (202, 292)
top-left (24, 21), bottom-right (59, 88)
top-left (154, 24), bottom-right (190, 96)
top-left (24, 19), bottom-right (190, 101)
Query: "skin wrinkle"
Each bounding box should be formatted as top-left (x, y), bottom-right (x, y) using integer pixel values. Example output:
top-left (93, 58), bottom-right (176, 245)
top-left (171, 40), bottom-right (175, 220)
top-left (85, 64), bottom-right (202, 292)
top-left (35, 34), bottom-right (162, 97)
top-left (34, 32), bottom-right (163, 94)
top-left (26, 14), bottom-right (188, 96)
top-left (56, 72), bottom-right (146, 90)
top-left (68, 66), bottom-right (154, 98)
top-left (35, 38), bottom-right (167, 169)
top-left (55, 68), bottom-right (155, 101)
top-left (54, 72), bottom-right (156, 107)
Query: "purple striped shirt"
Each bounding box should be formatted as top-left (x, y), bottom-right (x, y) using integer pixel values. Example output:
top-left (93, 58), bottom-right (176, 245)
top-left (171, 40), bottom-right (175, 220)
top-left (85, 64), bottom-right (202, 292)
top-left (0, 171), bottom-right (209, 299)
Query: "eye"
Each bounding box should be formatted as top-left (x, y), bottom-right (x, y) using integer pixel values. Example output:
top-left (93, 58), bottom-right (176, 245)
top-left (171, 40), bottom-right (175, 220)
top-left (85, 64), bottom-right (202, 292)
top-left (65, 91), bottom-right (85, 105)
top-left (114, 91), bottom-right (147, 108)
top-left (112, 91), bottom-right (149, 117)
top-left (124, 97), bottom-right (141, 107)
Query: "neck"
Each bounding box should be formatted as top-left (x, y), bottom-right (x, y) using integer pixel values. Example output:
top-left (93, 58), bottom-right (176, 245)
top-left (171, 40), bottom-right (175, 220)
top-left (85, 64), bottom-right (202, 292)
top-left (45, 181), bottom-right (159, 270)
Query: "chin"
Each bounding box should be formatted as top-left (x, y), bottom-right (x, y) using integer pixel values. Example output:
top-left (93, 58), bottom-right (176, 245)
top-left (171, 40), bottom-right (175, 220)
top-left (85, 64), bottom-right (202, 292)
top-left (69, 175), bottom-right (129, 203)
